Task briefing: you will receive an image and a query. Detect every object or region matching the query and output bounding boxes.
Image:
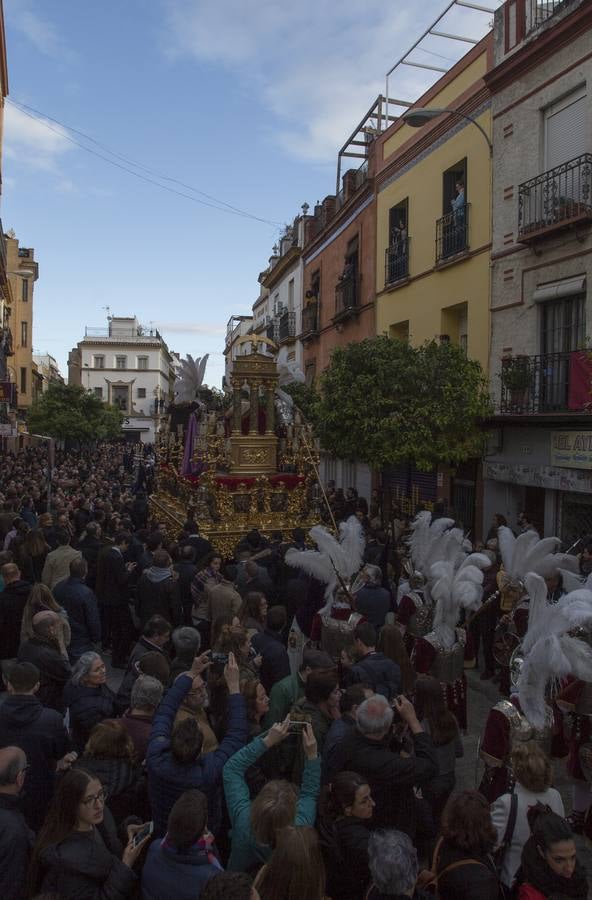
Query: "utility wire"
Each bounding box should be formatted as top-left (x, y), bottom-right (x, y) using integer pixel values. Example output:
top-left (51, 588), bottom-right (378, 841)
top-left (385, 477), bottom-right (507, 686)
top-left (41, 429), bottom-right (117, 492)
top-left (7, 98), bottom-right (282, 227)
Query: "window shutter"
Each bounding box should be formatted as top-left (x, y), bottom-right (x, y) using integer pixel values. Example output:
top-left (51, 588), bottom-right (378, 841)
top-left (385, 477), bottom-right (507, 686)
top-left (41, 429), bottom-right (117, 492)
top-left (545, 92), bottom-right (587, 170)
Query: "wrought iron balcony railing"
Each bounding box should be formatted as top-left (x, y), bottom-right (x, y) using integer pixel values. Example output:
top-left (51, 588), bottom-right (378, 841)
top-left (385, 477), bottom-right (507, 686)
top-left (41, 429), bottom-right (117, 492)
top-left (301, 301), bottom-right (319, 337)
top-left (334, 275), bottom-right (359, 321)
top-left (436, 203), bottom-right (470, 264)
top-left (385, 238), bottom-right (410, 286)
top-left (266, 318), bottom-right (279, 343)
top-left (527, 0), bottom-right (576, 33)
top-left (279, 310), bottom-right (296, 341)
top-left (499, 350), bottom-right (592, 415)
top-left (518, 153), bottom-right (592, 240)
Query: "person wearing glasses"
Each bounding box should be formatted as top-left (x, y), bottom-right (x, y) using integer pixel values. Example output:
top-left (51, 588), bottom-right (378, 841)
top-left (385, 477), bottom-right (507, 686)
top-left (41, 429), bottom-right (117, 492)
top-left (29, 768), bottom-right (150, 897)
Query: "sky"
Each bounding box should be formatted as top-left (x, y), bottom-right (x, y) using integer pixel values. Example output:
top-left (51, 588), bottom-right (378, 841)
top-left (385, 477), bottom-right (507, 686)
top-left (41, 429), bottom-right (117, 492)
top-left (2, 0), bottom-right (502, 387)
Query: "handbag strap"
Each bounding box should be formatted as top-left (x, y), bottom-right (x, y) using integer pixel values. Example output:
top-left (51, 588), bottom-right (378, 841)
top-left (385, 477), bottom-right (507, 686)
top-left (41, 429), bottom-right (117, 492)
top-left (500, 792), bottom-right (518, 853)
top-left (438, 857), bottom-right (491, 879)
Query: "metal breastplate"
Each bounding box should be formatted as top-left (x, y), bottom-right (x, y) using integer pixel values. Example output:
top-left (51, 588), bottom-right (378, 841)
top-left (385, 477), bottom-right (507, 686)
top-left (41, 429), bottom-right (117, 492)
top-left (321, 612), bottom-right (363, 660)
top-left (407, 592), bottom-right (433, 638)
top-left (494, 699), bottom-right (553, 757)
top-left (427, 637), bottom-right (465, 684)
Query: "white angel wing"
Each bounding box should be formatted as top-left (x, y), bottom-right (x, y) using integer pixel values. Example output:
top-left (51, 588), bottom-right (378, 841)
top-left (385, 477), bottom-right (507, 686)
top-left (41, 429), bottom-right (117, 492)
top-left (496, 526), bottom-right (516, 574)
top-left (338, 516), bottom-right (365, 578)
top-left (508, 530), bottom-right (540, 578)
top-left (175, 354), bottom-right (209, 403)
top-left (284, 547), bottom-right (336, 593)
top-left (560, 569), bottom-right (585, 593)
top-left (309, 525), bottom-right (349, 579)
top-left (457, 552), bottom-right (492, 573)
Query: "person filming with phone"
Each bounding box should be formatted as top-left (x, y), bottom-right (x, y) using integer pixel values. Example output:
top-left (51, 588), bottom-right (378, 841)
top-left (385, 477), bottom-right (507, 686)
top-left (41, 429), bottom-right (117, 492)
top-left (332, 693), bottom-right (437, 839)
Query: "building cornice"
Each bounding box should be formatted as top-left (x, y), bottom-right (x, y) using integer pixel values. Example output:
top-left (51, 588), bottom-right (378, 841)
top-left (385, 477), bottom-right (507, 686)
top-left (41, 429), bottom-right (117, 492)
top-left (485, 3), bottom-right (592, 94)
top-left (260, 246), bottom-right (301, 290)
top-left (303, 187), bottom-right (374, 265)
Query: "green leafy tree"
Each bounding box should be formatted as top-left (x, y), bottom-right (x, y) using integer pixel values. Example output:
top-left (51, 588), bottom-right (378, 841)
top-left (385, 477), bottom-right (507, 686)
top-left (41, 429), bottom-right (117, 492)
top-left (28, 383), bottom-right (124, 443)
top-left (282, 381), bottom-right (320, 425)
top-left (315, 336), bottom-right (492, 471)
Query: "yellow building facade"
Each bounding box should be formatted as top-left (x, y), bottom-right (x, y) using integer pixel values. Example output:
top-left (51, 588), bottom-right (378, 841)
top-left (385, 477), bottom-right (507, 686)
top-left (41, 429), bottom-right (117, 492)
top-left (5, 233), bottom-right (39, 411)
top-left (374, 39), bottom-right (492, 373)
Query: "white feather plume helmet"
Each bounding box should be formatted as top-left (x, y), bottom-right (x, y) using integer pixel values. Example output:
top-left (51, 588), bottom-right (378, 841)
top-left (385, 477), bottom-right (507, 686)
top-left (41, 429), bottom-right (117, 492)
top-left (429, 552), bottom-right (490, 639)
top-left (409, 512), bottom-right (456, 574)
top-left (174, 354), bottom-right (209, 404)
top-left (517, 572), bottom-right (592, 729)
top-left (284, 515), bottom-right (365, 604)
top-left (497, 525), bottom-right (578, 585)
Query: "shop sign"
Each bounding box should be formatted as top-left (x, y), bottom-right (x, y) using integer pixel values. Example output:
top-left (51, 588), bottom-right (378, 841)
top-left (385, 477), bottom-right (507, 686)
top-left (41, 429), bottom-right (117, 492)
top-left (551, 430), bottom-right (592, 470)
top-left (0, 382), bottom-right (15, 403)
top-left (0, 423), bottom-right (15, 436)
top-left (484, 461), bottom-right (592, 494)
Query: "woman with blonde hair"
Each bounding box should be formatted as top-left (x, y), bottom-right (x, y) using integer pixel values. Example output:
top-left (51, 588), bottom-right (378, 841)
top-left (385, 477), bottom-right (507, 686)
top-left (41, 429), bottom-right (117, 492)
top-left (20, 582), bottom-right (71, 650)
top-left (254, 825), bottom-right (326, 900)
top-left (491, 741), bottom-right (564, 892)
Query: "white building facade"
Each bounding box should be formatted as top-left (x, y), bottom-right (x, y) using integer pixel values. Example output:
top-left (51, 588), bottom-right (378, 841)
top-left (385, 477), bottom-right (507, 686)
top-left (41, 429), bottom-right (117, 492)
top-left (484, 0), bottom-right (592, 542)
top-left (78, 316), bottom-right (174, 443)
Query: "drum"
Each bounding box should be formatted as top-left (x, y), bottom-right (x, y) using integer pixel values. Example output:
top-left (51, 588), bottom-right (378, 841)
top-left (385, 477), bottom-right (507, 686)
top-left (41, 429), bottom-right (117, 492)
top-left (493, 624), bottom-right (520, 667)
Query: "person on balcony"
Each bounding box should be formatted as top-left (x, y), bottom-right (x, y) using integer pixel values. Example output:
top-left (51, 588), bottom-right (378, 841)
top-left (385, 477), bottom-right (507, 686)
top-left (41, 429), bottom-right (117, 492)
top-left (449, 181), bottom-right (466, 254)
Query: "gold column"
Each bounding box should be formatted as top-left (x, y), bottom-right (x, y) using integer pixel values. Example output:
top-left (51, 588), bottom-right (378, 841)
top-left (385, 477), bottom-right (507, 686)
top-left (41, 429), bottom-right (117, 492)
top-left (232, 379), bottom-right (242, 433)
top-left (249, 380), bottom-right (260, 433)
top-left (265, 380), bottom-right (275, 434)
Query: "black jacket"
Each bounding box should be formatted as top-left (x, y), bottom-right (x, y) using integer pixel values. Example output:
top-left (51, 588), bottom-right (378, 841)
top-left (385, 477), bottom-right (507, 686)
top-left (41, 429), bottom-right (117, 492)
top-left (344, 651), bottom-right (401, 700)
top-left (173, 560), bottom-right (198, 607)
top-left (135, 570), bottom-right (181, 628)
top-left (354, 584), bottom-right (392, 629)
top-left (251, 628), bottom-right (291, 693)
top-left (17, 637), bottom-right (72, 713)
top-left (63, 680), bottom-right (117, 751)
top-left (115, 637), bottom-right (169, 712)
top-left (0, 579), bottom-right (31, 659)
top-left (182, 534), bottom-right (213, 565)
top-left (38, 807), bottom-right (136, 899)
top-left (95, 546), bottom-right (131, 607)
top-left (54, 576), bottom-right (102, 660)
top-left (0, 793), bottom-right (34, 900)
top-left (436, 841), bottom-right (501, 900)
top-left (79, 535), bottom-right (104, 590)
top-left (318, 814), bottom-right (371, 900)
top-left (335, 728), bottom-right (438, 837)
top-left (0, 694), bottom-right (69, 831)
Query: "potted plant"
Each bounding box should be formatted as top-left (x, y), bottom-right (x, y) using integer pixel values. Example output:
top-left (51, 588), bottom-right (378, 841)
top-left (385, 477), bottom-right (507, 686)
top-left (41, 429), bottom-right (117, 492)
top-left (501, 356), bottom-right (532, 410)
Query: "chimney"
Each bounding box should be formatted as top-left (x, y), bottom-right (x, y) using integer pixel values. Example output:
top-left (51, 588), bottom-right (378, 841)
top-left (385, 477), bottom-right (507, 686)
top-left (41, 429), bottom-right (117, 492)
top-left (342, 169), bottom-right (357, 200)
top-left (321, 195), bottom-right (336, 228)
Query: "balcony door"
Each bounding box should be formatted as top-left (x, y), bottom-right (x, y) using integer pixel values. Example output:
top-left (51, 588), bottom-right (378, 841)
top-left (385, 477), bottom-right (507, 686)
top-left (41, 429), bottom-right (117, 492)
top-left (543, 88), bottom-right (588, 222)
top-left (540, 293), bottom-right (586, 410)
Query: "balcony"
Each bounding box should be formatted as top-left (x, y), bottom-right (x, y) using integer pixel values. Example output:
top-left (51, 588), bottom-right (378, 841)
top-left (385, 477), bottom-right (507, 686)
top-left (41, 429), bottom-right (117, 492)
top-left (266, 318), bottom-right (279, 343)
top-left (301, 301), bottom-right (319, 338)
top-left (499, 350), bottom-right (592, 415)
top-left (436, 204), bottom-right (470, 264)
top-left (279, 310), bottom-right (296, 342)
top-left (527, 0), bottom-right (577, 34)
top-left (518, 154), bottom-right (592, 241)
top-left (385, 239), bottom-right (410, 286)
top-left (334, 275), bottom-right (359, 323)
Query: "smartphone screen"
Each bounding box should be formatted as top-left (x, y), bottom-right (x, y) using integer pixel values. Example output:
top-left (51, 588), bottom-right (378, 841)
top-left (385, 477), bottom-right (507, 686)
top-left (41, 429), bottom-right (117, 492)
top-left (132, 821), bottom-right (154, 846)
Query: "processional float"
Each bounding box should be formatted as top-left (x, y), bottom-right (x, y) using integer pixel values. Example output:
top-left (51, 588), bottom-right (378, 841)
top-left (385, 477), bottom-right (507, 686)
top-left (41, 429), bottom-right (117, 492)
top-left (151, 336), bottom-right (321, 556)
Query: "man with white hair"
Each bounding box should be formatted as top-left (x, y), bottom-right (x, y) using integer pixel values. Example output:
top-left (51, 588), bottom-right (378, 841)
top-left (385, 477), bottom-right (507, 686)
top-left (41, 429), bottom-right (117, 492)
top-left (335, 693), bottom-right (437, 838)
top-left (366, 830), bottom-right (422, 899)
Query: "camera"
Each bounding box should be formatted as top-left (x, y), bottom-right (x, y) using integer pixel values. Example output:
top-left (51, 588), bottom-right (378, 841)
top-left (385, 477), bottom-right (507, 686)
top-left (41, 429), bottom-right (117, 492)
top-left (209, 651), bottom-right (229, 666)
top-left (288, 712), bottom-right (311, 733)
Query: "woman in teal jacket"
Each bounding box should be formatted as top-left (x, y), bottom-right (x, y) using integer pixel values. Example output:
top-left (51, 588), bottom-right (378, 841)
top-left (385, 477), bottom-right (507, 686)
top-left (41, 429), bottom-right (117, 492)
top-left (223, 718), bottom-right (320, 872)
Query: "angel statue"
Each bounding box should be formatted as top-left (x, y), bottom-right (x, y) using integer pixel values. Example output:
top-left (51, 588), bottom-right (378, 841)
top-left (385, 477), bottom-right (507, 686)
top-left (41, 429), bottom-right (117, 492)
top-left (174, 354), bottom-right (209, 404)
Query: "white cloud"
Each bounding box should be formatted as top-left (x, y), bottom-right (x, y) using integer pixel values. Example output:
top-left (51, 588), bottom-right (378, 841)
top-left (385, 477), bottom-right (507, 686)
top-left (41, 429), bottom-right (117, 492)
top-left (161, 0), bottom-right (501, 163)
top-left (4, 104), bottom-right (72, 173)
top-left (5, 1), bottom-right (74, 61)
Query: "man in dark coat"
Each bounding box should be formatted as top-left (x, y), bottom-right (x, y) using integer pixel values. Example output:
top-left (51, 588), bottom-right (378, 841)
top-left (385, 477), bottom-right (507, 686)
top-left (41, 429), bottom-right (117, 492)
top-left (17, 611), bottom-right (72, 713)
top-left (353, 565), bottom-right (392, 630)
top-left (251, 605), bottom-right (290, 693)
top-left (342, 622), bottom-right (401, 700)
top-left (135, 550), bottom-right (181, 629)
top-left (334, 694), bottom-right (437, 838)
top-left (173, 545), bottom-right (198, 626)
top-left (0, 746), bottom-right (34, 900)
top-left (78, 522), bottom-right (103, 591)
top-left (0, 564), bottom-right (31, 664)
top-left (0, 662), bottom-right (71, 831)
top-left (180, 522), bottom-right (212, 566)
top-left (116, 615), bottom-right (171, 713)
top-left (146, 651), bottom-right (248, 837)
top-left (95, 530), bottom-right (136, 667)
top-left (53, 557), bottom-right (101, 662)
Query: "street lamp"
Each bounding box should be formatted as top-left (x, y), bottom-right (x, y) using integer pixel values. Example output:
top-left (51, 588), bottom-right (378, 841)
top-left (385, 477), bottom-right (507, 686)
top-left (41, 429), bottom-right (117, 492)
top-left (402, 107), bottom-right (493, 156)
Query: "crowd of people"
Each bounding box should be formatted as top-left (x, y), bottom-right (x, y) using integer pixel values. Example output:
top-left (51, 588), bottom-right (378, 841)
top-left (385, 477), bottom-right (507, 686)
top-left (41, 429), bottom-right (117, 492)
top-left (0, 442), bottom-right (590, 899)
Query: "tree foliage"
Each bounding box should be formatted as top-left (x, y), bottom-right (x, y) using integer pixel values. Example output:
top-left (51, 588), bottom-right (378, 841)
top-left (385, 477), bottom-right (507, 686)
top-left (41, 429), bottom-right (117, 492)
top-left (28, 383), bottom-right (124, 443)
top-left (315, 336), bottom-right (492, 470)
top-left (282, 381), bottom-right (320, 424)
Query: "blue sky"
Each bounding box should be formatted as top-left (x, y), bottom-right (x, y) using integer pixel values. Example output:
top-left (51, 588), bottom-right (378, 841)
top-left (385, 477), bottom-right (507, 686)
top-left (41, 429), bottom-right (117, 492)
top-left (2, 0), bottom-right (501, 387)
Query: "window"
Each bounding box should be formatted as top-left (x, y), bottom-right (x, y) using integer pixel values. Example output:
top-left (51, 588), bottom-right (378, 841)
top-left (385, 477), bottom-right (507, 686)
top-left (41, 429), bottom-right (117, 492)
top-left (116, 356), bottom-right (127, 370)
top-left (305, 360), bottom-right (316, 387)
top-left (111, 385), bottom-right (129, 411)
top-left (386, 199), bottom-right (409, 284)
top-left (390, 321), bottom-right (409, 343)
top-left (94, 356), bottom-right (105, 369)
top-left (20, 367), bottom-right (26, 394)
top-left (309, 270), bottom-right (321, 301)
top-left (93, 386), bottom-right (103, 399)
top-left (541, 294), bottom-right (586, 355)
top-left (288, 279), bottom-right (295, 311)
top-left (21, 279), bottom-right (28, 302)
top-left (443, 159), bottom-right (467, 215)
top-left (137, 387), bottom-right (146, 398)
top-left (545, 87), bottom-right (587, 171)
top-left (20, 321), bottom-right (27, 348)
top-left (137, 356), bottom-right (148, 370)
